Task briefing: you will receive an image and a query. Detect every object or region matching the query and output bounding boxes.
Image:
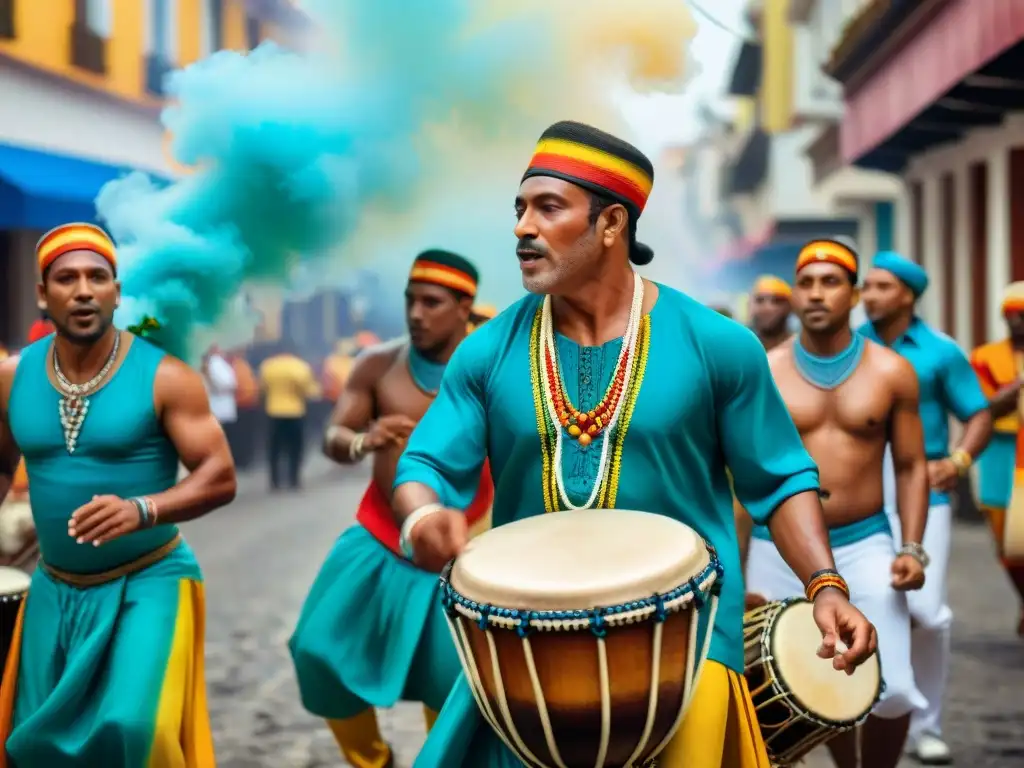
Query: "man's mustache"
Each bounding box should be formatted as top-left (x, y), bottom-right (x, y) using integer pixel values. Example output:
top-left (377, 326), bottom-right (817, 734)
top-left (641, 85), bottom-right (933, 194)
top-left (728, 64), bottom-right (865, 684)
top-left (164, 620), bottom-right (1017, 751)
top-left (516, 238), bottom-right (547, 256)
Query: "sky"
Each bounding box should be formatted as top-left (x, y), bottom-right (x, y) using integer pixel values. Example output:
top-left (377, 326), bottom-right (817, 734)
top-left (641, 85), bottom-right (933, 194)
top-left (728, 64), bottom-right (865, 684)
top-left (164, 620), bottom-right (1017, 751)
top-left (619, 0), bottom-right (748, 150)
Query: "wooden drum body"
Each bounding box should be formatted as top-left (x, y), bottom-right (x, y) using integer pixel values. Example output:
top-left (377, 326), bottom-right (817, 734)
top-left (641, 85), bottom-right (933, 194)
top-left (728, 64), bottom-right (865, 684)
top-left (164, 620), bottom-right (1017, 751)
top-left (744, 599), bottom-right (881, 766)
top-left (0, 566), bottom-right (29, 680)
top-left (440, 509), bottom-right (723, 768)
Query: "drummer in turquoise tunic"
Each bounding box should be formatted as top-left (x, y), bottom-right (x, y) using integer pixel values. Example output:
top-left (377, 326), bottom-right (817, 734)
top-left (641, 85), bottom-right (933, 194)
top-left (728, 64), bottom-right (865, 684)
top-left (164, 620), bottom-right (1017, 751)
top-left (392, 121), bottom-right (879, 768)
top-left (0, 223), bottom-right (237, 767)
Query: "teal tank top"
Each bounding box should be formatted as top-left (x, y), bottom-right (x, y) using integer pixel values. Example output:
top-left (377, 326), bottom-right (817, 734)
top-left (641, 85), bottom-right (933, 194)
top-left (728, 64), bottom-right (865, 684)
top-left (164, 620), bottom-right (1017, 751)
top-left (8, 336), bottom-right (180, 573)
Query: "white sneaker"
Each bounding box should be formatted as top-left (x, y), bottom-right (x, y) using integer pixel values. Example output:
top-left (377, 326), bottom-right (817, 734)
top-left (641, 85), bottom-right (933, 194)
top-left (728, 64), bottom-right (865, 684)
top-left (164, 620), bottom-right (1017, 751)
top-left (910, 732), bottom-right (953, 765)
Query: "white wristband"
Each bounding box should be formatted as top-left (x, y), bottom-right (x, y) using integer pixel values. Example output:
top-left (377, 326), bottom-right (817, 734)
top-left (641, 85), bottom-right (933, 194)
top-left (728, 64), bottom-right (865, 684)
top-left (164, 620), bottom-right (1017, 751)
top-left (348, 432), bottom-right (366, 462)
top-left (399, 503), bottom-right (444, 559)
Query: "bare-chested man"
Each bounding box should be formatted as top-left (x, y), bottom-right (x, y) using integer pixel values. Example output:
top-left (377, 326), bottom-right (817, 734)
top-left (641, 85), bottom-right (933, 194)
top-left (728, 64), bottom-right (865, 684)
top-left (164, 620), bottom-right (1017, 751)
top-left (740, 239), bottom-right (930, 768)
top-left (288, 249), bottom-right (493, 768)
top-left (749, 274), bottom-right (793, 351)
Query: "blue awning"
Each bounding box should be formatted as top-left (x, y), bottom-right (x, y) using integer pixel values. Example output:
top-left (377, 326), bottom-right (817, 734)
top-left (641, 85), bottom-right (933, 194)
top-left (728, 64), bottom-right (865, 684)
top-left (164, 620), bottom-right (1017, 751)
top-left (0, 142), bottom-right (168, 231)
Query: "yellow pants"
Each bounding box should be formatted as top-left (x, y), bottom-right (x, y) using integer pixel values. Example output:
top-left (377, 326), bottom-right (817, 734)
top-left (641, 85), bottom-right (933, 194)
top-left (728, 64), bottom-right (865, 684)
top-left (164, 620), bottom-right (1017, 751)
top-left (327, 706), bottom-right (438, 768)
top-left (658, 661), bottom-right (772, 768)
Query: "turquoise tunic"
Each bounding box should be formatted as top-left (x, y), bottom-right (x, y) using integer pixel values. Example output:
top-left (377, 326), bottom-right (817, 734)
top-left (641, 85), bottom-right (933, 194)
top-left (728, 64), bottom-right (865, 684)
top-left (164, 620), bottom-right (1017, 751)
top-left (978, 432), bottom-right (1016, 509)
top-left (393, 286), bottom-right (819, 767)
top-left (5, 337), bottom-right (209, 767)
top-left (288, 525), bottom-right (462, 718)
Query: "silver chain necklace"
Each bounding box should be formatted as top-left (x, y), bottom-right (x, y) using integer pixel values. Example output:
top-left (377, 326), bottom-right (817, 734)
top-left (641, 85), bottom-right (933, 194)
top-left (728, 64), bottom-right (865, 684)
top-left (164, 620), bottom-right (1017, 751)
top-left (53, 333), bottom-right (121, 454)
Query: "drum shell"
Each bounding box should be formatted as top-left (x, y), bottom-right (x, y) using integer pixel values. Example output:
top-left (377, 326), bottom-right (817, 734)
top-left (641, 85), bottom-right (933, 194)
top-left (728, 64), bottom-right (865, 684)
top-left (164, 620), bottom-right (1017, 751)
top-left (744, 600), bottom-right (879, 765)
top-left (0, 590), bottom-right (25, 682)
top-left (452, 608), bottom-right (692, 768)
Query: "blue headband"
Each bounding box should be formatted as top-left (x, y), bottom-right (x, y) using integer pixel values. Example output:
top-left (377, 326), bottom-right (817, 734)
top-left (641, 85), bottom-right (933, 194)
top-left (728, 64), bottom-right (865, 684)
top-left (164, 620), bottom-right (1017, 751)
top-left (871, 251), bottom-right (929, 298)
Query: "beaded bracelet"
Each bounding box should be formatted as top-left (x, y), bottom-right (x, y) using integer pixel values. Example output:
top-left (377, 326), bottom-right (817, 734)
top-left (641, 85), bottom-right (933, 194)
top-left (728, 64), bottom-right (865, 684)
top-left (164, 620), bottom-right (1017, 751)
top-left (130, 497), bottom-right (150, 527)
top-left (805, 568), bottom-right (850, 602)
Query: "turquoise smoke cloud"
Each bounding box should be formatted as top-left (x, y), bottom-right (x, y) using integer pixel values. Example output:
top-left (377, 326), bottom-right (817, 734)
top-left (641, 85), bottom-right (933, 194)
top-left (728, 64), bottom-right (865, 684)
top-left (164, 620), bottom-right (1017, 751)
top-left (99, 0), bottom-right (545, 360)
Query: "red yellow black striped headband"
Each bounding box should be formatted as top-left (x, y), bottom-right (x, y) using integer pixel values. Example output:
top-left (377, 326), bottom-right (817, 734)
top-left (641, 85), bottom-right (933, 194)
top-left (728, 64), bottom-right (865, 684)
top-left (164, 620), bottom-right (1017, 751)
top-left (523, 121), bottom-right (655, 214)
top-left (37, 223), bottom-right (117, 274)
top-left (408, 261), bottom-right (477, 296)
top-left (795, 240), bottom-right (858, 276)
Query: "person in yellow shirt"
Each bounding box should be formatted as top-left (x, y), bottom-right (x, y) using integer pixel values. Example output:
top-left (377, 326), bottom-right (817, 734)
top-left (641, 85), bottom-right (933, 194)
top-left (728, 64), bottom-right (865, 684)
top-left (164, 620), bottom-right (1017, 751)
top-left (258, 343), bottom-right (321, 490)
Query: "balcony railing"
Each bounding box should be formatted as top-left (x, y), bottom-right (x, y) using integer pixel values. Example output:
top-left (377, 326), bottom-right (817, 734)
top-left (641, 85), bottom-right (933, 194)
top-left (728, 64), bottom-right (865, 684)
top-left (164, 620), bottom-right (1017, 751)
top-left (69, 22), bottom-right (106, 75)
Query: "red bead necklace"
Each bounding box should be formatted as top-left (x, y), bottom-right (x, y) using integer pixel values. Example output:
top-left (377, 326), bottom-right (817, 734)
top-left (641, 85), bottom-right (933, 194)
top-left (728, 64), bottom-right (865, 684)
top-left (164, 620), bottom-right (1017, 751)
top-left (544, 345), bottom-right (630, 447)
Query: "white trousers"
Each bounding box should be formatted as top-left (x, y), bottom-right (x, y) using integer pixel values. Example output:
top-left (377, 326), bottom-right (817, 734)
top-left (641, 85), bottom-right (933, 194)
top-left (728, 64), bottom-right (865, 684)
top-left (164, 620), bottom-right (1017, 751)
top-left (883, 448), bottom-right (953, 738)
top-left (746, 533), bottom-right (926, 719)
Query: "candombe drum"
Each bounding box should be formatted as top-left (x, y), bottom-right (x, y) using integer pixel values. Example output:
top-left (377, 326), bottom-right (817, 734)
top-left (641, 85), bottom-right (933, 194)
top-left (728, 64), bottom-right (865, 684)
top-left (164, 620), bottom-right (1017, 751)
top-left (439, 509), bottom-right (723, 768)
top-left (744, 599), bottom-right (882, 766)
top-left (0, 566), bottom-right (30, 679)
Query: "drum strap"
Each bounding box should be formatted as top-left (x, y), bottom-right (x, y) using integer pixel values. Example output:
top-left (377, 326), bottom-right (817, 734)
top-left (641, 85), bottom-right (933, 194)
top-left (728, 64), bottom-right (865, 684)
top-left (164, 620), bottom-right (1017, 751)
top-left (41, 534), bottom-right (182, 588)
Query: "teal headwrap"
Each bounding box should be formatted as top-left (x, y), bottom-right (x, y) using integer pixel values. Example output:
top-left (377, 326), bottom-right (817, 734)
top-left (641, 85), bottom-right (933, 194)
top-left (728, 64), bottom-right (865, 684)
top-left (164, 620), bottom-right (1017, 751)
top-left (871, 251), bottom-right (929, 298)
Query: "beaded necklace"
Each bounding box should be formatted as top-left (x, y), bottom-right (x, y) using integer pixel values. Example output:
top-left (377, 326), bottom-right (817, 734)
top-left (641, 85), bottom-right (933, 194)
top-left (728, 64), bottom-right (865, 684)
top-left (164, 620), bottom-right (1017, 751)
top-left (529, 274), bottom-right (651, 511)
top-left (53, 332), bottom-right (121, 455)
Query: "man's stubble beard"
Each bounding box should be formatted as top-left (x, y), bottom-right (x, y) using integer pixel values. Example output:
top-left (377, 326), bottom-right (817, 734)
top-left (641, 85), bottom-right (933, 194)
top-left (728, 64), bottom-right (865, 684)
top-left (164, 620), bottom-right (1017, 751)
top-left (55, 316), bottom-right (113, 346)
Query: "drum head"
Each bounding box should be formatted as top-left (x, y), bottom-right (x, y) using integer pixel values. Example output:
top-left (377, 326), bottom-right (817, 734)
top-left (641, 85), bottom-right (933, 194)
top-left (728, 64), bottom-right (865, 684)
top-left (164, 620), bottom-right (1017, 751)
top-left (771, 601), bottom-right (880, 724)
top-left (450, 509), bottom-right (710, 610)
top-left (0, 566), bottom-right (31, 596)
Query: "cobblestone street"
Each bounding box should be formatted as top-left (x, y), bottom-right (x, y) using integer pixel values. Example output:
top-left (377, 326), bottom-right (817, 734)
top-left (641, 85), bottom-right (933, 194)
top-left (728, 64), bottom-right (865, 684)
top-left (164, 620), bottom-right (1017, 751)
top-left (187, 462), bottom-right (1024, 767)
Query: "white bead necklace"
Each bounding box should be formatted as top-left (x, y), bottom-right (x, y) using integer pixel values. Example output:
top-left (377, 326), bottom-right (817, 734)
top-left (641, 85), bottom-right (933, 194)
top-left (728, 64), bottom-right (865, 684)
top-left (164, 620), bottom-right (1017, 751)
top-left (538, 273), bottom-right (645, 510)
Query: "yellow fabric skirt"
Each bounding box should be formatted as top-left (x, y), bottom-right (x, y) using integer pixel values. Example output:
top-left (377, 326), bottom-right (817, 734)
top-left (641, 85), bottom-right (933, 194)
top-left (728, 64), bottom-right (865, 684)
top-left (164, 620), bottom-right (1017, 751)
top-left (657, 660), bottom-right (772, 768)
top-left (0, 574), bottom-right (215, 767)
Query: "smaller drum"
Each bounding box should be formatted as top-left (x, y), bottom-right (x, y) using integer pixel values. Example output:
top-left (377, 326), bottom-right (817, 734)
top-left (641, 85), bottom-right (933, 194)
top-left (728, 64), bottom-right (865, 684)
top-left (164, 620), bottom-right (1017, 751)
top-left (0, 566), bottom-right (30, 680)
top-left (440, 509), bottom-right (723, 768)
top-left (744, 599), bottom-right (882, 766)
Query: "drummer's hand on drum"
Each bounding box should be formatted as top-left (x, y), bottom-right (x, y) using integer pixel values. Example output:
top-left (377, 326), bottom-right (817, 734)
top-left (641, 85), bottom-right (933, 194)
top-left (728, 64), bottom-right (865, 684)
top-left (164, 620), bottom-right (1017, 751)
top-left (812, 588), bottom-right (878, 675)
top-left (744, 592), bottom-right (768, 611)
top-left (410, 508), bottom-right (468, 572)
top-left (890, 553), bottom-right (926, 591)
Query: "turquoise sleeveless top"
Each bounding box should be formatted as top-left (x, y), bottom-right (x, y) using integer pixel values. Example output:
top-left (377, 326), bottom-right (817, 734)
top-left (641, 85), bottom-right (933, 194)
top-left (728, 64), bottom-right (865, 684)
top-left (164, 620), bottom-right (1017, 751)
top-left (8, 336), bottom-right (180, 573)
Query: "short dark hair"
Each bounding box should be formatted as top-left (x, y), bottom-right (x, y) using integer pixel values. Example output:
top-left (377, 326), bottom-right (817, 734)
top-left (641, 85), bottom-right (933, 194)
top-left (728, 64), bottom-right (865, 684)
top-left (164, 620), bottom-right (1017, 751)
top-left (588, 191), bottom-right (618, 226)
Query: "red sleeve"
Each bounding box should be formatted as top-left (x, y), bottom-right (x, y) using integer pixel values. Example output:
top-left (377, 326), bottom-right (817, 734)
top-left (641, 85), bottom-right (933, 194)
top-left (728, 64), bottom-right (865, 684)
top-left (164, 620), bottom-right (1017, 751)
top-left (971, 354), bottom-right (999, 395)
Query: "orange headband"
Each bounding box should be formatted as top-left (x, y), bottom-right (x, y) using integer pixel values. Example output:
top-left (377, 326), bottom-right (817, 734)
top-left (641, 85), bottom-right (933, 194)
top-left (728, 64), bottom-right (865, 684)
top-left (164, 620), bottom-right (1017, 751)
top-left (37, 223), bottom-right (117, 274)
top-left (408, 260), bottom-right (478, 297)
top-left (752, 275), bottom-right (792, 299)
top-left (1002, 282), bottom-right (1024, 315)
top-left (795, 240), bottom-right (858, 276)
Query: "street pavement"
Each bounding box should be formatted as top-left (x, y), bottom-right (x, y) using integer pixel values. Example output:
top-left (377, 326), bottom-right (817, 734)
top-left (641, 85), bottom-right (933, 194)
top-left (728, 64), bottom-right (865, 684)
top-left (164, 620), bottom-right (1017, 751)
top-left (187, 461), bottom-right (1024, 767)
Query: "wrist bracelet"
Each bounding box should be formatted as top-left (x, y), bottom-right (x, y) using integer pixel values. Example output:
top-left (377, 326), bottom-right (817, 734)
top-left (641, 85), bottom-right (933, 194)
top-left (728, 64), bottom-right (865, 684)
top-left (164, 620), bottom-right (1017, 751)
top-left (349, 432), bottom-right (367, 462)
top-left (805, 568), bottom-right (850, 602)
top-left (897, 541), bottom-right (930, 568)
top-left (399, 503), bottom-right (444, 559)
top-left (130, 497), bottom-right (149, 527)
top-left (949, 449), bottom-right (972, 476)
